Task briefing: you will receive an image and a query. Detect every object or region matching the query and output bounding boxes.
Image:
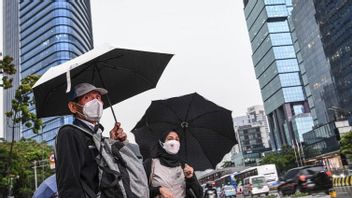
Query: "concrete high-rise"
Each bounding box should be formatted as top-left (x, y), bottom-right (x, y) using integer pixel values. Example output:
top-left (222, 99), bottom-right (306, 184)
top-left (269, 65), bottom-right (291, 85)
top-left (243, 0), bottom-right (312, 150)
top-left (3, 1), bottom-right (93, 144)
top-left (232, 105), bottom-right (271, 166)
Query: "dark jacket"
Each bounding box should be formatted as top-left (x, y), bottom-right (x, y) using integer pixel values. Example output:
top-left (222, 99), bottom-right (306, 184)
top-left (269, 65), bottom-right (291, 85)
top-left (55, 119), bottom-right (99, 198)
top-left (144, 158), bottom-right (203, 198)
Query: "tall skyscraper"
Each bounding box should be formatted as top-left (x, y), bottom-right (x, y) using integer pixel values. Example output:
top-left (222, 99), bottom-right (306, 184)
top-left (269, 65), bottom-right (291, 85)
top-left (3, 1), bottom-right (93, 144)
top-left (243, 0), bottom-right (312, 150)
top-left (289, 0), bottom-right (351, 167)
top-left (3, 1), bottom-right (21, 141)
top-left (291, 0), bottom-right (339, 159)
top-left (313, 0), bottom-right (352, 115)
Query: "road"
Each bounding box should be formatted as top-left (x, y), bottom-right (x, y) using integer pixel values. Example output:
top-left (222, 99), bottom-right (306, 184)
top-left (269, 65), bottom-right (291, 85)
top-left (235, 190), bottom-right (350, 197)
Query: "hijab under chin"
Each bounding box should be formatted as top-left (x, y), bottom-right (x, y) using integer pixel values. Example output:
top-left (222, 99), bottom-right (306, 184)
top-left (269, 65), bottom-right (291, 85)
top-left (156, 145), bottom-right (181, 167)
top-left (155, 129), bottom-right (182, 167)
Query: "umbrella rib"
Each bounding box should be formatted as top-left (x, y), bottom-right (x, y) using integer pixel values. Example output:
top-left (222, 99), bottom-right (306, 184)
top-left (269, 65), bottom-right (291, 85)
top-left (97, 61), bottom-right (155, 88)
top-left (156, 102), bottom-right (184, 123)
top-left (145, 120), bottom-right (181, 127)
top-left (188, 109), bottom-right (228, 123)
top-left (99, 54), bottom-right (124, 62)
top-left (184, 94), bottom-right (196, 122)
top-left (45, 62), bottom-right (95, 94)
top-left (188, 125), bottom-right (235, 140)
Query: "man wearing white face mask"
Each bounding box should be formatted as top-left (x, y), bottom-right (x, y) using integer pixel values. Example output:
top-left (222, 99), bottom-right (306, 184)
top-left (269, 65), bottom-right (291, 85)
top-left (144, 130), bottom-right (203, 198)
top-left (55, 83), bottom-right (127, 198)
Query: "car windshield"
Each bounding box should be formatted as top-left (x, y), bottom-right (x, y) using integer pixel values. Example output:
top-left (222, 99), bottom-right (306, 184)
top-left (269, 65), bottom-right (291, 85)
top-left (284, 168), bottom-right (300, 180)
top-left (297, 166), bottom-right (324, 176)
top-left (252, 177), bottom-right (265, 186)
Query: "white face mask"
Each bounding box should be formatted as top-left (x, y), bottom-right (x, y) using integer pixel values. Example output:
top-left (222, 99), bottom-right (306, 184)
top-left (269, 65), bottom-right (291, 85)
top-left (77, 99), bottom-right (103, 122)
top-left (161, 140), bottom-right (180, 154)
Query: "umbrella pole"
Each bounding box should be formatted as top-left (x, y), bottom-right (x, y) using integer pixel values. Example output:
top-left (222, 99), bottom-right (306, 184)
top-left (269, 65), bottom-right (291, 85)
top-left (95, 64), bottom-right (117, 122)
top-left (183, 127), bottom-right (188, 162)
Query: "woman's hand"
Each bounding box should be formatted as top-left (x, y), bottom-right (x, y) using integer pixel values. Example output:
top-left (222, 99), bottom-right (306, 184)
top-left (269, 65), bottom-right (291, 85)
top-left (109, 122), bottom-right (127, 142)
top-left (183, 164), bottom-right (194, 179)
top-left (159, 187), bottom-right (174, 198)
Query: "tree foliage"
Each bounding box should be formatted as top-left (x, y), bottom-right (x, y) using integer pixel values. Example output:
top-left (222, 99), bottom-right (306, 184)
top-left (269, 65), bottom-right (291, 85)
top-left (340, 131), bottom-right (352, 161)
top-left (5, 74), bottom-right (43, 133)
top-left (0, 56), bottom-right (17, 89)
top-left (4, 74), bottom-right (44, 185)
top-left (0, 139), bottom-right (54, 197)
top-left (260, 145), bottom-right (297, 175)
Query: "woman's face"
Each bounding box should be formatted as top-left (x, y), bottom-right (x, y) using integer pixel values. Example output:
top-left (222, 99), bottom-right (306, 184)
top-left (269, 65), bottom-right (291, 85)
top-left (165, 131), bottom-right (180, 142)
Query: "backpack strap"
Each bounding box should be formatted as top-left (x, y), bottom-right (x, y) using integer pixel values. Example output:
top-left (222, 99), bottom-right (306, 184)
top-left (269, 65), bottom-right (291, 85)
top-left (149, 159), bottom-right (156, 186)
top-left (65, 124), bottom-right (94, 136)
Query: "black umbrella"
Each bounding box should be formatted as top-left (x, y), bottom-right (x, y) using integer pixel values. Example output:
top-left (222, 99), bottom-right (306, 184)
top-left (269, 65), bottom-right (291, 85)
top-left (132, 93), bottom-right (237, 171)
top-left (33, 46), bottom-right (173, 120)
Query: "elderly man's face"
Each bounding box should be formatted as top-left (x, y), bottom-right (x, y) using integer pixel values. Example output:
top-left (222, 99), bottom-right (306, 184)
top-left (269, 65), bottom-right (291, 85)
top-left (78, 91), bottom-right (103, 105)
top-left (68, 91), bottom-right (103, 116)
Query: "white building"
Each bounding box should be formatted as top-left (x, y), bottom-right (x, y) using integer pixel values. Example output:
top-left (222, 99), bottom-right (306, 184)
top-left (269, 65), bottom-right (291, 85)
top-left (232, 105), bottom-right (271, 166)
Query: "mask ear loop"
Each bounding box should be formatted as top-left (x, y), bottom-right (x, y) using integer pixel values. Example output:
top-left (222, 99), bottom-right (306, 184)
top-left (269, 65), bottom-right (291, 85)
top-left (73, 102), bottom-right (86, 119)
top-left (159, 140), bottom-right (164, 148)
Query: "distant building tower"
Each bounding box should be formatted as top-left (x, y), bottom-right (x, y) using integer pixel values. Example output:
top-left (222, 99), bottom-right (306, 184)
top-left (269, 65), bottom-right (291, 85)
top-left (3, 1), bottom-right (93, 144)
top-left (313, 0), bottom-right (352, 115)
top-left (243, 0), bottom-right (312, 150)
top-left (3, 0), bottom-right (21, 141)
top-left (232, 105), bottom-right (271, 166)
top-left (290, 0), bottom-right (351, 167)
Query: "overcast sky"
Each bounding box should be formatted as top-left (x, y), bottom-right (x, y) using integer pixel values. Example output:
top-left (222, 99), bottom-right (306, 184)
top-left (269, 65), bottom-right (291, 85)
top-left (90, 0), bottom-right (263, 140)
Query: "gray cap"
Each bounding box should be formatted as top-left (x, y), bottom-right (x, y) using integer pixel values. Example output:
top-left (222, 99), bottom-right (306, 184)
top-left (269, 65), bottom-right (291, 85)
top-left (68, 83), bottom-right (108, 101)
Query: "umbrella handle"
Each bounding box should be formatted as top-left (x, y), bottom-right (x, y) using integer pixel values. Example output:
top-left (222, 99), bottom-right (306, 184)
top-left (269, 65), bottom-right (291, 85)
top-left (109, 103), bottom-right (117, 122)
top-left (95, 64), bottom-right (117, 123)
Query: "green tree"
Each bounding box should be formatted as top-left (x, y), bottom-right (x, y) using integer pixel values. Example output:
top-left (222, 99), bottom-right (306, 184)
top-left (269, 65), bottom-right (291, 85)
top-left (340, 131), bottom-right (352, 161)
top-left (0, 55), bottom-right (17, 89)
top-left (260, 145), bottom-right (297, 175)
top-left (4, 75), bottom-right (43, 177)
top-left (0, 139), bottom-right (53, 197)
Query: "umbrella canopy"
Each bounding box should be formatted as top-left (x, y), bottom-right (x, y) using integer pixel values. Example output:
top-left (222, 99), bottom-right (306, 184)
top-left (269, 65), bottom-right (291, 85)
top-left (132, 93), bottom-right (237, 171)
top-left (33, 45), bottom-right (173, 118)
top-left (32, 174), bottom-right (57, 198)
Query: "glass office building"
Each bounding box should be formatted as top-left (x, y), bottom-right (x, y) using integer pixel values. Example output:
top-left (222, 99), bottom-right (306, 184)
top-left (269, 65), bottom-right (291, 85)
top-left (314, 0), bottom-right (352, 114)
top-left (3, 1), bottom-right (93, 144)
top-left (292, 0), bottom-right (338, 126)
top-left (291, 0), bottom-right (341, 160)
top-left (243, 0), bottom-right (311, 150)
top-left (292, 113), bottom-right (314, 142)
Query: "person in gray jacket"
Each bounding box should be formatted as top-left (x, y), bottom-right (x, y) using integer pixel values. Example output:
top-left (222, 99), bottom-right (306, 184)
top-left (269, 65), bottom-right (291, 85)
top-left (144, 129), bottom-right (203, 198)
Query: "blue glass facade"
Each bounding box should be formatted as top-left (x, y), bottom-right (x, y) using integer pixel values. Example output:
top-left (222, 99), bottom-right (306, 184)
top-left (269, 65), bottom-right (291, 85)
top-left (244, 0), bottom-right (310, 150)
top-left (291, 0), bottom-right (341, 160)
top-left (313, 0), bottom-right (352, 114)
top-left (292, 0), bottom-right (338, 126)
top-left (292, 113), bottom-right (314, 142)
top-left (18, 1), bottom-right (93, 145)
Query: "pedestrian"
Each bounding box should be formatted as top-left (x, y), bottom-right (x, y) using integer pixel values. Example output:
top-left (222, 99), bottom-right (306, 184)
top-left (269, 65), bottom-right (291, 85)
top-left (55, 83), bottom-right (127, 198)
top-left (203, 182), bottom-right (217, 198)
top-left (144, 129), bottom-right (203, 198)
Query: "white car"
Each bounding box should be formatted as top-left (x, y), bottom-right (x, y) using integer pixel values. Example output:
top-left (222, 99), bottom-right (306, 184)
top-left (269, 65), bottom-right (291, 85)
top-left (243, 175), bottom-right (270, 197)
top-left (220, 185), bottom-right (237, 198)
